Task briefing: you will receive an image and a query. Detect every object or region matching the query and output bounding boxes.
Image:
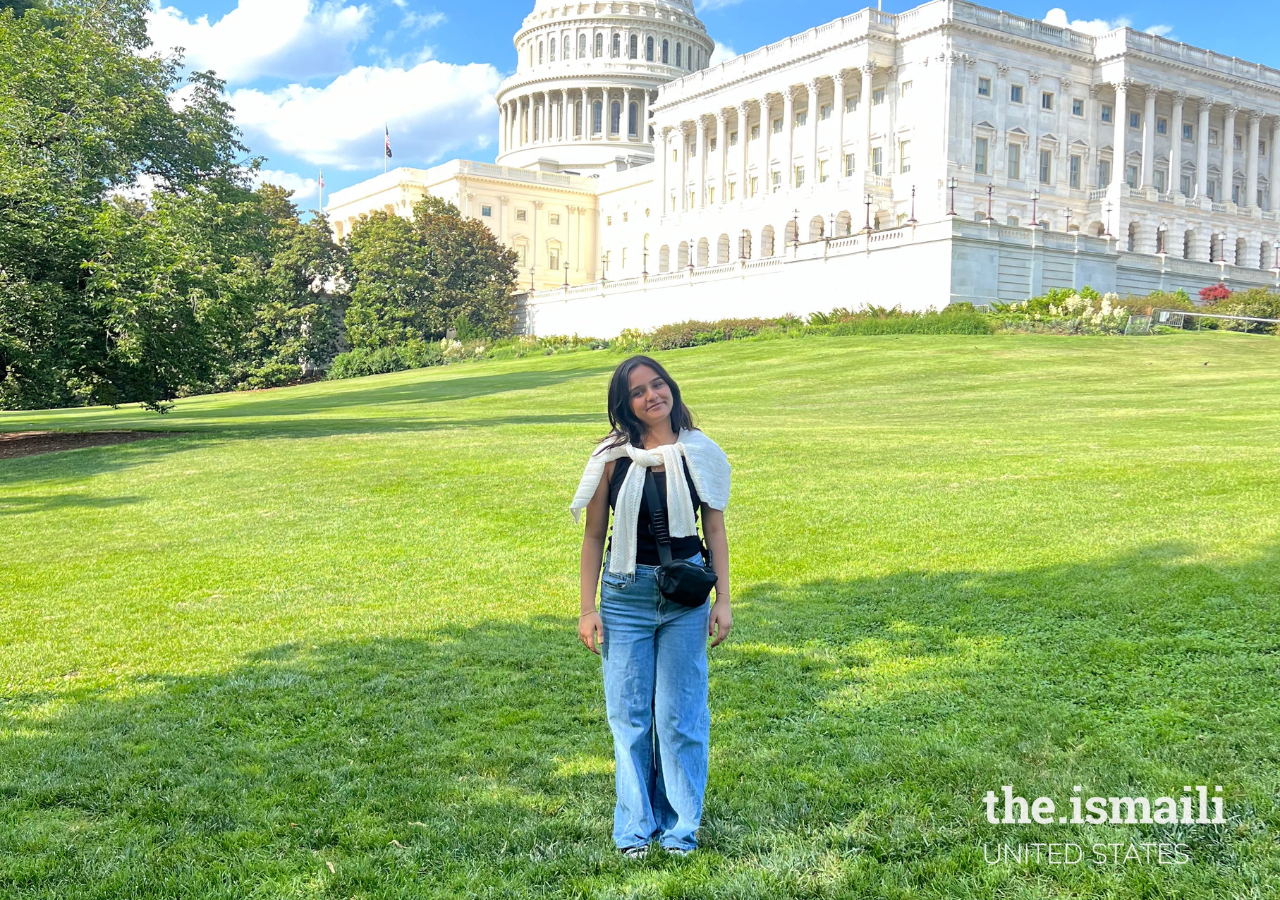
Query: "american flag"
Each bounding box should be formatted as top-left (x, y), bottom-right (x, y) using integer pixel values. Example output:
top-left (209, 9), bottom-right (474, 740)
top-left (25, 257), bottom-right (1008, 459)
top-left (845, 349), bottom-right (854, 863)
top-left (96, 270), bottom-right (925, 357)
top-left (384, 125), bottom-right (393, 159)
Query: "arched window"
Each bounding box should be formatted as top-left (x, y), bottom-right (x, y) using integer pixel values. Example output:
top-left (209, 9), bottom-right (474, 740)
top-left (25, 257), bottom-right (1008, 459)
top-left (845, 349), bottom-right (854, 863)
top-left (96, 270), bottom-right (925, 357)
top-left (836, 211), bottom-right (852, 237)
top-left (646, 36), bottom-right (654, 61)
top-left (1261, 241), bottom-right (1273, 270)
top-left (675, 42), bottom-right (682, 67)
top-left (549, 38), bottom-right (556, 61)
top-left (593, 100), bottom-right (603, 135)
top-left (1236, 236), bottom-right (1248, 266)
top-left (784, 220), bottom-right (797, 245)
top-left (610, 101), bottom-right (621, 135)
top-left (594, 34), bottom-right (603, 58)
top-left (538, 41), bottom-right (543, 64)
top-left (716, 234), bottom-right (730, 264)
top-left (612, 33), bottom-right (620, 58)
top-left (659, 245), bottom-right (670, 273)
top-left (628, 102), bottom-right (638, 137)
top-left (1183, 229), bottom-right (1195, 260)
top-left (578, 34), bottom-right (586, 58)
top-left (1127, 221), bottom-right (1138, 253)
top-left (662, 39), bottom-right (669, 64)
top-left (629, 34), bottom-right (638, 59)
top-left (761, 225), bottom-right (775, 258)
top-left (696, 238), bottom-right (709, 267)
top-left (677, 241), bottom-right (689, 268)
top-left (810, 216), bottom-right (825, 241)
top-left (739, 229), bottom-right (752, 259)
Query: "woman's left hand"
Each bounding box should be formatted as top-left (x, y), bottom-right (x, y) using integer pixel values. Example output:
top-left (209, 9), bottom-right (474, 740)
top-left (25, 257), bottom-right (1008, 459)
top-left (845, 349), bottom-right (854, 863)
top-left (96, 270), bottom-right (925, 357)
top-left (708, 597), bottom-right (732, 648)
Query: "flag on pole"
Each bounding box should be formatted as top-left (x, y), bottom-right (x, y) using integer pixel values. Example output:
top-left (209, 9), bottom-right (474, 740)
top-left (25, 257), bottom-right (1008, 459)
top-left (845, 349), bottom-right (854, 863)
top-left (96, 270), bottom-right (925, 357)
top-left (318, 169), bottom-right (325, 190)
top-left (384, 125), bottom-right (393, 159)
top-left (317, 168), bottom-right (324, 215)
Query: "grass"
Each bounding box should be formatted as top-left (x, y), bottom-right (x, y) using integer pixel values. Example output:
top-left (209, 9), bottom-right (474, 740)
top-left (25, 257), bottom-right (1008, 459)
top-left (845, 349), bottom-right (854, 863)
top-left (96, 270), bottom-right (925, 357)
top-left (1, 332), bottom-right (1279, 899)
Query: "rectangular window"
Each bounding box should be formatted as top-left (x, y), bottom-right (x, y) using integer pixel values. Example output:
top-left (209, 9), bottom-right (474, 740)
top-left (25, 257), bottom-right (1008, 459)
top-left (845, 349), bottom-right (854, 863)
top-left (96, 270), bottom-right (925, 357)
top-left (771, 170), bottom-right (781, 191)
top-left (750, 175), bottom-right (758, 196)
top-left (1233, 134), bottom-right (1242, 151)
top-left (899, 140), bottom-right (911, 174)
top-left (1180, 173), bottom-right (1192, 195)
top-left (1099, 159), bottom-right (1111, 185)
top-left (1101, 104), bottom-right (1113, 123)
top-left (1010, 84), bottom-right (1023, 104)
top-left (871, 146), bottom-right (883, 176)
top-left (729, 131), bottom-right (738, 146)
top-left (549, 213), bottom-right (560, 225)
top-left (795, 111), bottom-right (806, 127)
top-left (974, 137), bottom-right (989, 174)
top-left (1007, 143), bottom-right (1021, 180)
top-left (819, 159), bottom-right (828, 183)
top-left (481, 205), bottom-right (492, 217)
top-left (1156, 116), bottom-right (1167, 135)
top-left (1182, 122), bottom-right (1193, 141)
top-left (688, 191), bottom-right (695, 207)
top-left (846, 96), bottom-right (857, 113)
top-left (621, 212), bottom-right (628, 222)
top-left (1207, 180), bottom-right (1216, 200)
top-left (977, 77), bottom-right (991, 97)
top-left (1209, 128), bottom-right (1219, 146)
top-left (820, 104), bottom-right (832, 121)
top-left (873, 88), bottom-right (885, 105)
top-left (515, 209), bottom-right (527, 222)
top-left (1072, 97), bottom-right (1084, 117)
top-left (1232, 183), bottom-right (1241, 204)
top-left (900, 80), bottom-right (912, 97)
top-left (673, 149), bottom-right (678, 161)
top-left (1129, 111), bottom-right (1140, 129)
top-left (1262, 140), bottom-right (1268, 157)
top-left (549, 249), bottom-right (559, 271)
top-left (844, 152), bottom-right (854, 177)
top-left (707, 187), bottom-right (715, 204)
top-left (772, 118), bottom-right (783, 135)
top-left (728, 181), bottom-right (735, 200)
top-left (1125, 164), bottom-right (1138, 188)
top-left (1154, 169), bottom-right (1166, 193)
top-left (794, 165), bottom-right (805, 187)
top-left (1039, 148), bottom-right (1051, 184)
top-left (1041, 91), bottom-right (1053, 111)
top-left (709, 138), bottom-right (717, 152)
top-left (751, 124), bottom-right (760, 139)
top-left (1069, 155), bottom-right (1081, 188)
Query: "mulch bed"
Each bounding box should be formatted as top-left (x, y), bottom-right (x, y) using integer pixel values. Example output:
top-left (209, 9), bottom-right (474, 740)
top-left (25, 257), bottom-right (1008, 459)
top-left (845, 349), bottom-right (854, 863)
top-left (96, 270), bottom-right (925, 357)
top-left (0, 431), bottom-right (180, 461)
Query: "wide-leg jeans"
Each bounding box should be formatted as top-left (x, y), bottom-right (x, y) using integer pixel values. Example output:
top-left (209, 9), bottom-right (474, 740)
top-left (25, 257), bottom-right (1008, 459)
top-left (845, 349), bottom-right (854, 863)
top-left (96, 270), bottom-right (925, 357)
top-left (599, 550), bottom-right (711, 852)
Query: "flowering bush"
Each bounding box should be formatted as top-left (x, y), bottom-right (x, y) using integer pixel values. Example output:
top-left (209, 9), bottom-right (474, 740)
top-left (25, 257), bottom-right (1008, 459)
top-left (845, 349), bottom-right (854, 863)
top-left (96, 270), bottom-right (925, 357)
top-left (1200, 283), bottom-right (1232, 304)
top-left (993, 287), bottom-right (1131, 334)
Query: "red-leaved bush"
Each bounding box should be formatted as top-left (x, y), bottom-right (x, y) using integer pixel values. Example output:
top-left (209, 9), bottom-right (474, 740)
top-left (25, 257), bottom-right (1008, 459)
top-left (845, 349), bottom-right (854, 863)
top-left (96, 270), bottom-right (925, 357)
top-left (1199, 283), bottom-right (1232, 304)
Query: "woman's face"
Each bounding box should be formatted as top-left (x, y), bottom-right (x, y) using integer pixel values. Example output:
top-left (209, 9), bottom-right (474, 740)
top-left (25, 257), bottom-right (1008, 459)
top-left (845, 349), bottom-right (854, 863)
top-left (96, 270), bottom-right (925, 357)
top-left (627, 365), bottom-right (673, 432)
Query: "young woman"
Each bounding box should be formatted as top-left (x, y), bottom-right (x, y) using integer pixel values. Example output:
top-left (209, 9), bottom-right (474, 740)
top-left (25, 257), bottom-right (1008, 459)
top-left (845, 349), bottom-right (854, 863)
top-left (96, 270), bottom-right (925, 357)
top-left (570, 355), bottom-right (732, 859)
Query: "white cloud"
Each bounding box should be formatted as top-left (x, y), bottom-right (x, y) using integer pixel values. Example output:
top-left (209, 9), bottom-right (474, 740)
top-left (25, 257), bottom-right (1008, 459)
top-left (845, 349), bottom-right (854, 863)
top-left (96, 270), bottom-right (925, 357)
top-left (1043, 7), bottom-right (1173, 39)
top-left (696, 0), bottom-right (744, 10)
top-left (401, 10), bottom-right (446, 35)
top-left (230, 60), bottom-right (503, 171)
top-left (708, 41), bottom-right (737, 66)
top-left (254, 168), bottom-right (318, 200)
top-left (147, 0), bottom-right (373, 84)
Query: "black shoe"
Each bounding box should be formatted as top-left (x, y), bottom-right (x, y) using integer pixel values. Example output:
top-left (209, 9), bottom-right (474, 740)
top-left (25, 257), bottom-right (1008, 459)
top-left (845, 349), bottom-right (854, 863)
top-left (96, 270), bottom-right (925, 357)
top-left (621, 844), bottom-right (648, 860)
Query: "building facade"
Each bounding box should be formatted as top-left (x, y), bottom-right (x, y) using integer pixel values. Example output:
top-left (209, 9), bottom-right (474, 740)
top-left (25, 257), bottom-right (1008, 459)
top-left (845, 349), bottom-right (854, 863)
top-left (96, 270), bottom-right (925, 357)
top-left (325, 0), bottom-right (1280, 336)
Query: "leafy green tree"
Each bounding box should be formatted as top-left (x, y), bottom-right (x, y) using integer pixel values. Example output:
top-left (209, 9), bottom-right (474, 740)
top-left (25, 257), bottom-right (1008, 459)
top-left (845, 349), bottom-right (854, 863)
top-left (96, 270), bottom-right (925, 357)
top-left (343, 198), bottom-right (518, 350)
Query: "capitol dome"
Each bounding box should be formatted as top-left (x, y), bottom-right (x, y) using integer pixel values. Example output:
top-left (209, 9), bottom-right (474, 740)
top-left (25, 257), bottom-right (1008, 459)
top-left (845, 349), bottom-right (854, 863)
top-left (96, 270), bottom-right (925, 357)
top-left (495, 0), bottom-right (715, 173)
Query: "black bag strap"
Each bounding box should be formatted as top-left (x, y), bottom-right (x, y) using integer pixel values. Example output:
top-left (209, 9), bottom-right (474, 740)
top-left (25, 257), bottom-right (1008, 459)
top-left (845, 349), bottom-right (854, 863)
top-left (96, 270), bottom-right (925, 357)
top-left (642, 467), bottom-right (674, 567)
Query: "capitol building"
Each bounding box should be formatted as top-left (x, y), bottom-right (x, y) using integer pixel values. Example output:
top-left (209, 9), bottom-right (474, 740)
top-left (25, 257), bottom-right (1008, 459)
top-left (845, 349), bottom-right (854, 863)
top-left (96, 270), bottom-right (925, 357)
top-left (325, 0), bottom-right (1280, 336)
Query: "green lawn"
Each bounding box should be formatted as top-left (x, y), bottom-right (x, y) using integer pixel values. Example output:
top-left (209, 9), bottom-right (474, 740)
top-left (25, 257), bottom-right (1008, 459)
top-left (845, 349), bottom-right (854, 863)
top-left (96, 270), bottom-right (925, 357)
top-left (2, 332), bottom-right (1279, 899)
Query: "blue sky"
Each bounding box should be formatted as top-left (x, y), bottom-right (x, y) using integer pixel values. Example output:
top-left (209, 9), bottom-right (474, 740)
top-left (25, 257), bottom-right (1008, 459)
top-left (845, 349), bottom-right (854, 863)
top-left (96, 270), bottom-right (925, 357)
top-left (144, 0), bottom-right (1279, 211)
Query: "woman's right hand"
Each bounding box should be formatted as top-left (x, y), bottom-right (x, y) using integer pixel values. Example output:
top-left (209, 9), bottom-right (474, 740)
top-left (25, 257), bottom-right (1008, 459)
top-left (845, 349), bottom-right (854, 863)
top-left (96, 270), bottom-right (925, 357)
top-left (578, 611), bottom-right (604, 655)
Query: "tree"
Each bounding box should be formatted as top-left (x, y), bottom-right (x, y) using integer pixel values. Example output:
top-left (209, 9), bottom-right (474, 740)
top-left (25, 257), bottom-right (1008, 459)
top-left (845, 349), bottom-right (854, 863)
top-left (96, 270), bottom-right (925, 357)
top-left (343, 198), bottom-right (518, 350)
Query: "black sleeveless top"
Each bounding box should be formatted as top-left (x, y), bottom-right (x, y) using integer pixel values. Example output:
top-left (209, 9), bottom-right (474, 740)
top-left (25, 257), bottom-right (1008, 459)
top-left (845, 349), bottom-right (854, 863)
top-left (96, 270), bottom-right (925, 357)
top-left (607, 457), bottom-right (703, 566)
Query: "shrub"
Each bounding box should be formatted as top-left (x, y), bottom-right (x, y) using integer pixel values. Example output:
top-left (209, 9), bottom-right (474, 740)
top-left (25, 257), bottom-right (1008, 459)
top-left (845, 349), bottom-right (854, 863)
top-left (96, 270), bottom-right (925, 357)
top-left (1128, 289), bottom-right (1196, 315)
top-left (1200, 283), bottom-right (1232, 304)
top-left (1210, 287), bottom-right (1280, 333)
top-left (327, 341), bottom-right (444, 379)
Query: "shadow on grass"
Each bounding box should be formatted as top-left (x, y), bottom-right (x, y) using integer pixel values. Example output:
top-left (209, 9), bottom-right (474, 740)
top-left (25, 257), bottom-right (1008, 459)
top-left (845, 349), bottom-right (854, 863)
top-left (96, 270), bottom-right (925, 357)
top-left (0, 494), bottom-right (143, 516)
top-left (2, 546), bottom-right (1278, 898)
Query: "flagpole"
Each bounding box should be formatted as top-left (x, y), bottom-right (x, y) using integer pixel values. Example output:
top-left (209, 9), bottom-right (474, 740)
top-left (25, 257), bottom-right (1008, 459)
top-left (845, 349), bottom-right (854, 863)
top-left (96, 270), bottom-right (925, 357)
top-left (318, 168), bottom-right (323, 216)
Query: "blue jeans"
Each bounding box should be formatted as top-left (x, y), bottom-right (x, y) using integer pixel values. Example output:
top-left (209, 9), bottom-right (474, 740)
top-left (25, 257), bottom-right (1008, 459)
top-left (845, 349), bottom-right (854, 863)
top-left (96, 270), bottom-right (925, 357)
top-left (599, 550), bottom-right (711, 851)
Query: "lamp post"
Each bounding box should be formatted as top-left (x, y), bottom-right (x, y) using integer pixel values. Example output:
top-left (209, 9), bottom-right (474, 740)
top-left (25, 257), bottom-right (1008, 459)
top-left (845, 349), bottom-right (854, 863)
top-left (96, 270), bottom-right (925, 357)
top-left (862, 192), bottom-right (873, 233)
top-left (1274, 243), bottom-right (1279, 270)
top-left (792, 208), bottom-right (800, 247)
top-left (1104, 201), bottom-right (1113, 238)
top-left (1062, 207), bottom-right (1072, 233)
top-left (907, 185), bottom-right (918, 226)
top-left (601, 250), bottom-right (609, 283)
top-left (563, 262), bottom-right (569, 287)
top-left (739, 228), bottom-right (749, 260)
top-left (828, 212), bottom-right (835, 239)
top-left (1030, 188), bottom-right (1040, 227)
top-left (947, 177), bottom-right (958, 216)
top-left (642, 249), bottom-right (648, 275)
top-left (687, 238), bottom-right (695, 271)
top-left (984, 184), bottom-right (995, 224)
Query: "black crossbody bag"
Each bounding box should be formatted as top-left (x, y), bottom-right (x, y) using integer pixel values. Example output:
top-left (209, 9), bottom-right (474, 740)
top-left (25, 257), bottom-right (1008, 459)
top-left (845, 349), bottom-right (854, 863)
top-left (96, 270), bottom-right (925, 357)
top-left (642, 466), bottom-right (719, 607)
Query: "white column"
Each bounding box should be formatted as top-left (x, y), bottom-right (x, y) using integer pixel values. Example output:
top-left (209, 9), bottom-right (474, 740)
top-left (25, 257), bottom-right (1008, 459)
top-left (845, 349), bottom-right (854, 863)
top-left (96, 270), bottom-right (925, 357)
top-left (680, 121), bottom-right (690, 210)
top-left (1222, 105), bottom-right (1238, 203)
top-left (624, 87), bottom-right (633, 140)
top-left (1246, 112), bottom-right (1261, 207)
top-left (1197, 99), bottom-right (1211, 197)
top-left (807, 78), bottom-right (820, 186)
top-left (579, 89), bottom-right (587, 140)
top-left (541, 93), bottom-right (550, 145)
top-left (1270, 118), bottom-right (1280, 210)
top-left (783, 86), bottom-right (796, 189)
top-left (758, 95), bottom-right (772, 193)
top-left (1169, 92), bottom-right (1185, 195)
top-left (499, 103), bottom-right (507, 154)
top-left (715, 110), bottom-right (728, 203)
top-left (1141, 87), bottom-right (1157, 188)
top-left (695, 115), bottom-right (707, 206)
top-left (1111, 80), bottom-right (1129, 190)
top-left (737, 101), bottom-right (751, 198)
top-left (834, 72), bottom-right (847, 178)
top-left (660, 126), bottom-right (671, 215)
top-left (859, 64), bottom-right (874, 173)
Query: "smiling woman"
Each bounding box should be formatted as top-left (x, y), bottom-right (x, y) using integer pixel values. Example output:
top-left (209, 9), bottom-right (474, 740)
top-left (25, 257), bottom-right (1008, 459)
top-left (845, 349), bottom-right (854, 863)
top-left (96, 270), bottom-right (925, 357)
top-left (571, 354), bottom-right (732, 858)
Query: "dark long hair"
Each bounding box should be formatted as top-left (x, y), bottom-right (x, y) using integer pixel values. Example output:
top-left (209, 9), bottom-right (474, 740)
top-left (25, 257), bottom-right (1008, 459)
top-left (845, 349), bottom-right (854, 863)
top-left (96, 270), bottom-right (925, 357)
top-left (597, 355), bottom-right (697, 452)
